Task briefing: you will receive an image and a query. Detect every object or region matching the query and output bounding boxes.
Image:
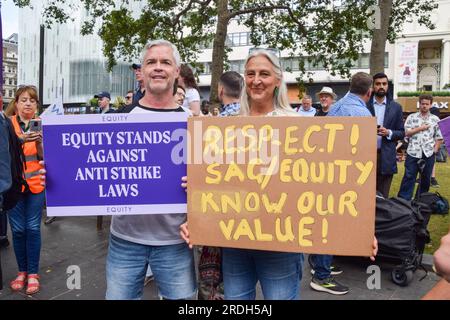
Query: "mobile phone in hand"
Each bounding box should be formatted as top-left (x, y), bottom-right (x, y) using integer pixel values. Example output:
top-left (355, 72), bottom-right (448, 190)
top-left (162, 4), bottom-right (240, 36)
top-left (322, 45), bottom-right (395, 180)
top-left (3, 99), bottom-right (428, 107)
top-left (29, 119), bottom-right (42, 132)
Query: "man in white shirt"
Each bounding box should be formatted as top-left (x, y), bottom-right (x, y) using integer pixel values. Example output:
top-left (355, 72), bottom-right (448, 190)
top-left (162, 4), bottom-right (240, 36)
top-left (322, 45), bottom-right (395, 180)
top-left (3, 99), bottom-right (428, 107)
top-left (398, 94), bottom-right (443, 200)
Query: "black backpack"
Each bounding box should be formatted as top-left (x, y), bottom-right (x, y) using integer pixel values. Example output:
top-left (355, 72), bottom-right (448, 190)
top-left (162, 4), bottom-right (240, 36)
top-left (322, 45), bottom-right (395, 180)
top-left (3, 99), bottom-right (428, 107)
top-left (417, 192), bottom-right (449, 215)
top-left (1, 117), bottom-right (29, 211)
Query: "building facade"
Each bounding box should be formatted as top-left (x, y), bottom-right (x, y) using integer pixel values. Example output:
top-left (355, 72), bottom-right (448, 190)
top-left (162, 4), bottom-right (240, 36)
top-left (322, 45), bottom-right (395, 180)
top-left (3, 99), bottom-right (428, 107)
top-left (18, 0), bottom-right (140, 108)
top-left (2, 33), bottom-right (18, 105)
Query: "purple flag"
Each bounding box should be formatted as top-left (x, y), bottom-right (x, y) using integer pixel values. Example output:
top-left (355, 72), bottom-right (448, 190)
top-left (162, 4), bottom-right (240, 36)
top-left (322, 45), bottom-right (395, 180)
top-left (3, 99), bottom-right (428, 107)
top-left (438, 117), bottom-right (450, 152)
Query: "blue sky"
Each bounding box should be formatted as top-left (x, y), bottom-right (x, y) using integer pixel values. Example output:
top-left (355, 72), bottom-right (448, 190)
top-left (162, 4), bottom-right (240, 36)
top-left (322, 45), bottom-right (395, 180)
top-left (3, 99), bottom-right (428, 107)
top-left (2, 0), bottom-right (19, 38)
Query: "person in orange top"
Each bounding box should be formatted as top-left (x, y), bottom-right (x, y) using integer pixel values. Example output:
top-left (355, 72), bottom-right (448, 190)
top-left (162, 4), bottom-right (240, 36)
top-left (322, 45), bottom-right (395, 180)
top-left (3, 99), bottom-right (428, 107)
top-left (7, 85), bottom-right (45, 295)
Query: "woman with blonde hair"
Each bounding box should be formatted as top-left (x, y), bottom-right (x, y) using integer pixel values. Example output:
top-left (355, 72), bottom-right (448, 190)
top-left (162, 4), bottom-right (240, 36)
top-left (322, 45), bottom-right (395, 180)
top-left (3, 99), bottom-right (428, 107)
top-left (7, 85), bottom-right (45, 295)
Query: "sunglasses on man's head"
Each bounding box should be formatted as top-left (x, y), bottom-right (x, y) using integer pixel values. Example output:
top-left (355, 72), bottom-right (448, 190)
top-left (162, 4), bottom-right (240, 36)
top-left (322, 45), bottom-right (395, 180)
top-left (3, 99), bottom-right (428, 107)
top-left (125, 95), bottom-right (133, 99)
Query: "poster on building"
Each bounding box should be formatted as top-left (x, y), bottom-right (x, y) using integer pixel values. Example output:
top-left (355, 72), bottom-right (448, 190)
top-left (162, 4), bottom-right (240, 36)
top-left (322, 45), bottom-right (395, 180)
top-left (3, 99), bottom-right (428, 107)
top-left (398, 42), bottom-right (418, 84)
top-left (187, 116), bottom-right (377, 256)
top-left (42, 113), bottom-right (188, 216)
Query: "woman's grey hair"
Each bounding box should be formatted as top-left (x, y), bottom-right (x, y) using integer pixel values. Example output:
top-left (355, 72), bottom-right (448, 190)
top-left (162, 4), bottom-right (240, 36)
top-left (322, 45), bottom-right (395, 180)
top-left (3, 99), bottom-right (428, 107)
top-left (240, 49), bottom-right (292, 115)
top-left (140, 39), bottom-right (181, 67)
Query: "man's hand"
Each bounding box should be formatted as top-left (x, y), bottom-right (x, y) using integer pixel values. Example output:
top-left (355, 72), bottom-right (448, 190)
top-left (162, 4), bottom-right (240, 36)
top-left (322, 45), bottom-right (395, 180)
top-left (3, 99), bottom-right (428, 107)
top-left (370, 236), bottom-right (378, 262)
top-left (181, 176), bottom-right (187, 192)
top-left (434, 232), bottom-right (450, 282)
top-left (377, 126), bottom-right (390, 137)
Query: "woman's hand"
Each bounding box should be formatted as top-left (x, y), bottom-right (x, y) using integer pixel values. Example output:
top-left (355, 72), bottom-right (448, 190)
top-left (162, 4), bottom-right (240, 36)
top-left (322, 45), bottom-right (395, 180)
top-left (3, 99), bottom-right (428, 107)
top-left (39, 160), bottom-right (46, 187)
top-left (180, 222), bottom-right (193, 249)
top-left (19, 132), bottom-right (41, 143)
top-left (181, 176), bottom-right (187, 192)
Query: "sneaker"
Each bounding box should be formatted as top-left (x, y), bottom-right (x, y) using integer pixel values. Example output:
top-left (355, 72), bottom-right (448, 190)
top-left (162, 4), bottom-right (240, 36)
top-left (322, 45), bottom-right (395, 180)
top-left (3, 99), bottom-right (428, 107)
top-left (310, 265), bottom-right (343, 276)
top-left (310, 277), bottom-right (349, 295)
top-left (144, 275), bottom-right (154, 286)
top-left (430, 178), bottom-right (439, 188)
top-left (44, 216), bottom-right (57, 225)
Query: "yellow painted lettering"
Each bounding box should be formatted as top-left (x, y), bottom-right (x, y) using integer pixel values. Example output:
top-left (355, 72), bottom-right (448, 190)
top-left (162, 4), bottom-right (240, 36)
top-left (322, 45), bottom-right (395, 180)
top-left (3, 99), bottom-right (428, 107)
top-left (221, 192), bottom-right (242, 213)
top-left (298, 217), bottom-right (314, 247)
top-left (219, 219), bottom-right (235, 240)
top-left (297, 191), bottom-right (315, 214)
top-left (275, 217), bottom-right (295, 242)
top-left (338, 191), bottom-right (358, 217)
top-left (292, 158), bottom-right (309, 183)
top-left (205, 163), bottom-right (222, 184)
top-left (224, 162), bottom-right (245, 182)
top-left (224, 125), bottom-right (237, 154)
top-left (310, 162), bottom-right (325, 183)
top-left (284, 126), bottom-right (299, 155)
top-left (233, 219), bottom-right (255, 241)
top-left (260, 156), bottom-right (278, 190)
top-left (262, 193), bottom-right (287, 214)
top-left (242, 125), bottom-right (257, 152)
top-left (203, 126), bottom-right (222, 156)
top-left (327, 162), bottom-right (335, 183)
top-left (324, 124), bottom-right (344, 153)
top-left (303, 125), bottom-right (321, 153)
top-left (254, 219), bottom-right (273, 241)
top-left (201, 192), bottom-right (220, 213)
top-left (244, 192), bottom-right (260, 212)
top-left (316, 194), bottom-right (335, 215)
top-left (334, 160), bottom-right (352, 184)
top-left (355, 161), bottom-right (374, 185)
top-left (280, 159), bottom-right (293, 183)
top-left (247, 158), bottom-right (263, 184)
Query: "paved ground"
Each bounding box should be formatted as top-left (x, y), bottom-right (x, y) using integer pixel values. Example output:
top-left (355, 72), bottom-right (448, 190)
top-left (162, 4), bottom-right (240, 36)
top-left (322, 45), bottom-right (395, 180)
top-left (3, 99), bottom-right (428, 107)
top-left (0, 215), bottom-right (442, 300)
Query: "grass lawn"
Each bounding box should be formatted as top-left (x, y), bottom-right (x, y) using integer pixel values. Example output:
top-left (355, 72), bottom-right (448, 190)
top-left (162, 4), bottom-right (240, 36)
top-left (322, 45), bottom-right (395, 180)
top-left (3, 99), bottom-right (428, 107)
top-left (389, 160), bottom-right (450, 254)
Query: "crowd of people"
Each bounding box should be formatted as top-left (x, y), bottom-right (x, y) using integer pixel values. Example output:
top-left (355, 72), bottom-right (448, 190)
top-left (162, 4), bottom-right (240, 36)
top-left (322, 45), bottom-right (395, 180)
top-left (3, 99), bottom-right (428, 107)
top-left (0, 38), bottom-right (449, 299)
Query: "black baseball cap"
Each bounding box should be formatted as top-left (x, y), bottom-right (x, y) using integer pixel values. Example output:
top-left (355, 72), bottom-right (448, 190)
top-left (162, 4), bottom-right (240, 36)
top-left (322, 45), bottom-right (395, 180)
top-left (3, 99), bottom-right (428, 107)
top-left (94, 91), bottom-right (111, 100)
top-left (131, 63), bottom-right (141, 70)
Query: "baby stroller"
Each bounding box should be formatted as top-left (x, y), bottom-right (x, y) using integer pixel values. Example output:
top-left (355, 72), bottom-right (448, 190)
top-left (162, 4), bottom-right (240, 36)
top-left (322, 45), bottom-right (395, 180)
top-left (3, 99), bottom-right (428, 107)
top-left (375, 159), bottom-right (432, 286)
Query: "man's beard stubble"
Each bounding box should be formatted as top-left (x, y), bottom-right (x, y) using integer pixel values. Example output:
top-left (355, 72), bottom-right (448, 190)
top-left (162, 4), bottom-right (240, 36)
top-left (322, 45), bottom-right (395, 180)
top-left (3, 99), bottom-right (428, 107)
top-left (375, 90), bottom-right (387, 98)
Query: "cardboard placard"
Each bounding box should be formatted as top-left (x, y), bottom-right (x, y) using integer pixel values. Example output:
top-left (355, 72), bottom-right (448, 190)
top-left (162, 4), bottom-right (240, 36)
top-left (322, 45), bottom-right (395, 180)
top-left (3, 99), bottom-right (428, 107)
top-left (187, 116), bottom-right (377, 256)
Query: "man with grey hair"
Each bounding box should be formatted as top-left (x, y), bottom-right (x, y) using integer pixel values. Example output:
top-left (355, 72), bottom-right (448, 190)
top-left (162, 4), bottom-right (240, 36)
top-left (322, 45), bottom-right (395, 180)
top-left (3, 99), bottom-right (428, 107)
top-left (297, 95), bottom-right (316, 117)
top-left (107, 39), bottom-right (196, 300)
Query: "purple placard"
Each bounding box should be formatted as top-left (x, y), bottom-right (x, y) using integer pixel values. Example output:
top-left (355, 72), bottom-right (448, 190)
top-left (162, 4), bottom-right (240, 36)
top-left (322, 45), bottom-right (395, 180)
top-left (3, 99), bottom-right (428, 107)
top-left (439, 116), bottom-right (450, 152)
top-left (42, 113), bottom-right (188, 216)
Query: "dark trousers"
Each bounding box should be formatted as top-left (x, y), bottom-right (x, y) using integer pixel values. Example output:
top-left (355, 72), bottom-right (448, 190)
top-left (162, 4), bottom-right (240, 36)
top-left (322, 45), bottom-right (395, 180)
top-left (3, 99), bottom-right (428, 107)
top-left (398, 153), bottom-right (435, 200)
top-left (376, 151), bottom-right (393, 198)
top-left (310, 254), bottom-right (333, 280)
top-left (0, 212), bottom-right (7, 239)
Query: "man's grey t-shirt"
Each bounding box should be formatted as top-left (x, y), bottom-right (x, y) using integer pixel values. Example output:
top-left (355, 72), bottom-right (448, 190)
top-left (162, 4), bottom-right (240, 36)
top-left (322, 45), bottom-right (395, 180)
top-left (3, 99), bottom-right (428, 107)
top-left (110, 104), bottom-right (190, 246)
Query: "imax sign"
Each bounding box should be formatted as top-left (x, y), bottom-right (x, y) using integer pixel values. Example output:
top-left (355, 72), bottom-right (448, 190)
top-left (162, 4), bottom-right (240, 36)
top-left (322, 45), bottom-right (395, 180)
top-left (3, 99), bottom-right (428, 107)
top-left (416, 102), bottom-right (449, 109)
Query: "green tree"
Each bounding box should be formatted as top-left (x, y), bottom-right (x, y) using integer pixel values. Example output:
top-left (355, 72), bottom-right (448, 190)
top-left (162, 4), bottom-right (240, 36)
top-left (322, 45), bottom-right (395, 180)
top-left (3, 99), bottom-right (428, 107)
top-left (13, 0), bottom-right (437, 103)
